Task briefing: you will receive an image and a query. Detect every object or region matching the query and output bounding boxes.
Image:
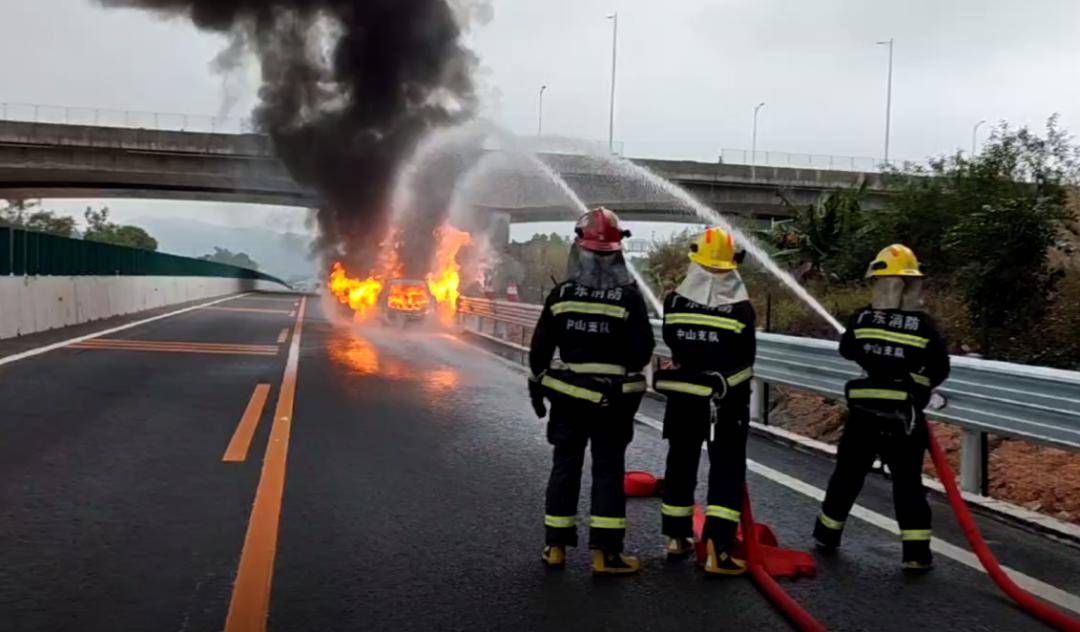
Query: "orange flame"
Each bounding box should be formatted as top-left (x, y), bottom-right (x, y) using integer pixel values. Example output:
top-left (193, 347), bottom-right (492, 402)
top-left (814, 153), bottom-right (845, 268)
top-left (387, 282), bottom-right (430, 312)
top-left (328, 262), bottom-right (383, 322)
top-left (426, 225), bottom-right (472, 324)
top-left (328, 225), bottom-right (472, 326)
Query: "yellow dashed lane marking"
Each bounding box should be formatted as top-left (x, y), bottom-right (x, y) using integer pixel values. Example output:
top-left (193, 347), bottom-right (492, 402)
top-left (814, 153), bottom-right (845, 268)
top-left (222, 384), bottom-right (272, 463)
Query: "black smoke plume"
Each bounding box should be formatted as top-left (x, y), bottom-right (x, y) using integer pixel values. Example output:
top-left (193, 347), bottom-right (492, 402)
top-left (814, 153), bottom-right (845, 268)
top-left (395, 136), bottom-right (485, 277)
top-left (98, 0), bottom-right (486, 272)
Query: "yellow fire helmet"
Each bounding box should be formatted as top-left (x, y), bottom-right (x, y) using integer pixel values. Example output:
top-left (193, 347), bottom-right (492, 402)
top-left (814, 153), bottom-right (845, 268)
top-left (866, 244), bottom-right (924, 278)
top-left (689, 227), bottom-right (741, 271)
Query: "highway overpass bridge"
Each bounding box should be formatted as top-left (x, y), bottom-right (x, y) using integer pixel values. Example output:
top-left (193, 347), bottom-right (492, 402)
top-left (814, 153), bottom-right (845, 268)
top-left (0, 120), bottom-right (890, 223)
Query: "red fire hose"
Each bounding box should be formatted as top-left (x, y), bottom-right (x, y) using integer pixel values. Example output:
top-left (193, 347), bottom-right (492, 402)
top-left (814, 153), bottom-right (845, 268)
top-left (925, 424), bottom-right (1080, 632)
top-left (740, 486), bottom-right (829, 632)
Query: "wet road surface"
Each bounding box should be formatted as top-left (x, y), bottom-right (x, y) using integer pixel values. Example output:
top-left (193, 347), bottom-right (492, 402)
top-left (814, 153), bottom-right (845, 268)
top-left (1, 292), bottom-right (1078, 631)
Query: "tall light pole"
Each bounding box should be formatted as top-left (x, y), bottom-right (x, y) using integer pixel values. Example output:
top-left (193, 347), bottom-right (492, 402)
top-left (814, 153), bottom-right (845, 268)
top-left (537, 85), bottom-right (547, 136)
top-left (876, 38), bottom-right (894, 166)
top-left (971, 119), bottom-right (986, 157)
top-left (607, 12), bottom-right (618, 153)
top-left (751, 102), bottom-right (766, 167)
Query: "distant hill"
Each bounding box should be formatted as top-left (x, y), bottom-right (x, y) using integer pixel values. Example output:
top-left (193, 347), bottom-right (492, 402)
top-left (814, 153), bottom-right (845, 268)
top-left (129, 216), bottom-right (318, 281)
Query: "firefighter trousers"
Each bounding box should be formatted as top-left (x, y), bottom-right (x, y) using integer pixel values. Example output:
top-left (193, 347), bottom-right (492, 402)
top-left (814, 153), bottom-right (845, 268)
top-left (544, 398), bottom-right (636, 552)
top-left (660, 387), bottom-right (750, 551)
top-left (818, 409), bottom-right (932, 552)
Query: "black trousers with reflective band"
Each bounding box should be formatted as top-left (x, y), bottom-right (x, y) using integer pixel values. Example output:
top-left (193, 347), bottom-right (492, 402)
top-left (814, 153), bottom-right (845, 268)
top-left (820, 407), bottom-right (931, 543)
top-left (661, 388), bottom-right (749, 549)
top-left (544, 396), bottom-right (638, 551)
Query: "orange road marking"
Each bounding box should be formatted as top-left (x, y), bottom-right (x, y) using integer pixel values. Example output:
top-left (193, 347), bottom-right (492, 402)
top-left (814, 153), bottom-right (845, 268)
top-left (223, 384), bottom-right (272, 463)
top-left (74, 338), bottom-right (278, 351)
top-left (206, 307), bottom-right (294, 315)
top-left (70, 342), bottom-right (276, 351)
top-left (227, 296), bottom-right (297, 302)
top-left (69, 346), bottom-right (277, 356)
top-left (69, 342), bottom-right (278, 356)
top-left (0, 293), bottom-right (252, 369)
top-left (225, 296), bottom-right (306, 632)
top-left (276, 329), bottom-right (288, 344)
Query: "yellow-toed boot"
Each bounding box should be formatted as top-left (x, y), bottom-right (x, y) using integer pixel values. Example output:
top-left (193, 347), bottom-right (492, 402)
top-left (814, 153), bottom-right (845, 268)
top-left (592, 550), bottom-right (641, 575)
top-left (703, 539), bottom-right (747, 576)
top-left (666, 536), bottom-right (695, 558)
top-left (542, 545), bottom-right (566, 569)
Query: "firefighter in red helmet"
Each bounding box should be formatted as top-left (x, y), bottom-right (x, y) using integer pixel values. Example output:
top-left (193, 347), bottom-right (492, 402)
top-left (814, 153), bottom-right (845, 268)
top-left (529, 208), bottom-right (655, 574)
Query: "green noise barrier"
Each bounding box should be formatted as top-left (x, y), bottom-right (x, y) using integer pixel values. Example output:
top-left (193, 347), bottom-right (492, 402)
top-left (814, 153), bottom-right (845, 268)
top-left (0, 226), bottom-right (287, 286)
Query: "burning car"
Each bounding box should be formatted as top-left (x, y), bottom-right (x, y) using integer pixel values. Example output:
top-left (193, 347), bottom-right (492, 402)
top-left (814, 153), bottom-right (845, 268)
top-left (327, 223), bottom-right (472, 327)
top-left (382, 278), bottom-right (433, 325)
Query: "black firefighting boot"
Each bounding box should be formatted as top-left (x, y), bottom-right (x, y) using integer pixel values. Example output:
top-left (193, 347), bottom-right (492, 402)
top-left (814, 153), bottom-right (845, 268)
top-left (703, 539), bottom-right (746, 576)
top-left (902, 540), bottom-right (933, 572)
top-left (542, 545), bottom-right (566, 569)
top-left (591, 549), bottom-right (641, 575)
top-left (666, 536), bottom-right (695, 558)
top-left (813, 514), bottom-right (843, 552)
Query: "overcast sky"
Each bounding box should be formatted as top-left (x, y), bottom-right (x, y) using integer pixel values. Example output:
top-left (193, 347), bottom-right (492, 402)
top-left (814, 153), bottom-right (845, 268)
top-left (3, 0), bottom-right (1080, 237)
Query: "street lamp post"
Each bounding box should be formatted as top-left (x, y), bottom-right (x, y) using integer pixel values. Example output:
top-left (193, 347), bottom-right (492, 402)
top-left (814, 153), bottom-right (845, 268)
top-left (751, 102), bottom-right (766, 171)
top-left (538, 85), bottom-right (547, 136)
top-left (876, 38), bottom-right (894, 166)
top-left (607, 12), bottom-right (618, 153)
top-left (972, 119), bottom-right (987, 157)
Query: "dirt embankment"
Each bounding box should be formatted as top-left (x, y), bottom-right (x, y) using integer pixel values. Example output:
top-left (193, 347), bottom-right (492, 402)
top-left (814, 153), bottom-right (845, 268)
top-left (768, 388), bottom-right (1080, 525)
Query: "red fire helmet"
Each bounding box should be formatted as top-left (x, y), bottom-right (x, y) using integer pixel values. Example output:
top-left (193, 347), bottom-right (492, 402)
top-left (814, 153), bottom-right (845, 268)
top-left (574, 207), bottom-right (630, 252)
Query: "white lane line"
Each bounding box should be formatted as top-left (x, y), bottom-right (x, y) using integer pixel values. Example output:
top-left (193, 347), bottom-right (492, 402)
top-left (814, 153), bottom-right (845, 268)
top-left (0, 293), bottom-right (251, 368)
top-left (749, 420), bottom-right (1080, 542)
top-left (635, 411), bottom-right (1080, 616)
top-left (457, 335), bottom-right (1080, 614)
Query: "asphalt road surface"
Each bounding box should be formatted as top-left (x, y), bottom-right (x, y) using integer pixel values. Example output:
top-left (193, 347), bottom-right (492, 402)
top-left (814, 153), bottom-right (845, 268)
top-left (1, 292), bottom-right (1078, 632)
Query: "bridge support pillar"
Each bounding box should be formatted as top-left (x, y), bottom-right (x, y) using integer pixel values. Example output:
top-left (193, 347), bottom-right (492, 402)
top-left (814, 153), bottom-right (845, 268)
top-left (959, 428), bottom-right (988, 495)
top-left (488, 211), bottom-right (511, 252)
top-left (749, 378), bottom-right (766, 425)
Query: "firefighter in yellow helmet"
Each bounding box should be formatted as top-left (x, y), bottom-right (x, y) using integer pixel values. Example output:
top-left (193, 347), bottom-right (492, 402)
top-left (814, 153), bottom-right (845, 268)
top-left (528, 208), bottom-right (655, 575)
top-left (814, 244), bottom-right (950, 571)
top-left (653, 227), bottom-right (756, 575)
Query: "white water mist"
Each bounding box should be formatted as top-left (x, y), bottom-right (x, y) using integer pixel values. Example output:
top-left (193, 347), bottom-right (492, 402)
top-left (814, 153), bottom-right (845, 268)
top-left (591, 155), bottom-right (845, 333)
top-left (517, 154), bottom-right (665, 315)
top-left (404, 124), bottom-right (831, 329)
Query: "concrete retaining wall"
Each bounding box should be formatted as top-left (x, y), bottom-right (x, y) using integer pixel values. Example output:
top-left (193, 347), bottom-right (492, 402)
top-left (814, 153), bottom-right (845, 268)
top-left (0, 275), bottom-right (287, 339)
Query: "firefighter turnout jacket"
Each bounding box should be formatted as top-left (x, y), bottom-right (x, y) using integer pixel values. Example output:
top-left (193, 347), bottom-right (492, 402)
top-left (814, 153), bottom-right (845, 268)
top-left (529, 281), bottom-right (655, 399)
top-left (839, 307), bottom-right (950, 406)
top-left (657, 293), bottom-right (757, 396)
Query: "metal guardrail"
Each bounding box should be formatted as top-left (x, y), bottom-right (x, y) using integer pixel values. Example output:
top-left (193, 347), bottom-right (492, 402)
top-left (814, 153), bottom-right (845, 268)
top-left (458, 296), bottom-right (1080, 494)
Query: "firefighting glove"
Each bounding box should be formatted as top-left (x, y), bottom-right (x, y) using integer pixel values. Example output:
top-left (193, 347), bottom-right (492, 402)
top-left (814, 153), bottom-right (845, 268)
top-left (528, 375), bottom-right (548, 418)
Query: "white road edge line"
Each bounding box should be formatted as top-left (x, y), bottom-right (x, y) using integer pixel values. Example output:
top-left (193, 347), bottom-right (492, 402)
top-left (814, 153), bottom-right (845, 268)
top-left (467, 328), bottom-right (1080, 540)
top-left (634, 411), bottom-right (1080, 616)
top-left (459, 332), bottom-right (1080, 615)
top-left (750, 420), bottom-right (1080, 542)
top-left (0, 293), bottom-right (252, 368)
